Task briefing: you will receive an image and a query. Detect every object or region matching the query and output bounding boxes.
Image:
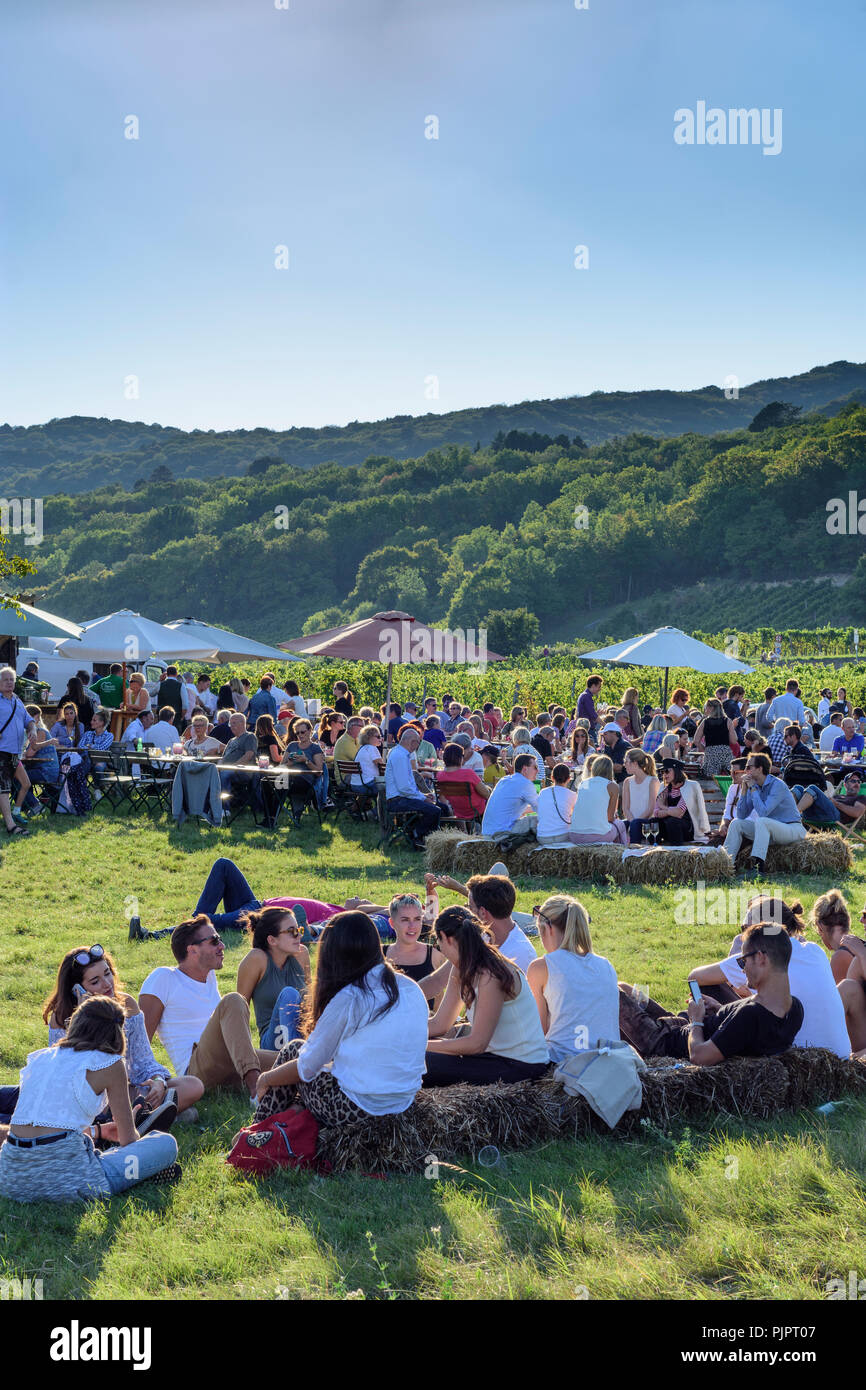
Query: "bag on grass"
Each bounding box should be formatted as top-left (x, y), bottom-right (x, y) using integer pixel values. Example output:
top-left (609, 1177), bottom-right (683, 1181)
top-left (226, 1107), bottom-right (320, 1175)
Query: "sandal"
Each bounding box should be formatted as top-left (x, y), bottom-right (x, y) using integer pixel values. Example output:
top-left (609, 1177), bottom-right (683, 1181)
top-left (5, 824), bottom-right (29, 837)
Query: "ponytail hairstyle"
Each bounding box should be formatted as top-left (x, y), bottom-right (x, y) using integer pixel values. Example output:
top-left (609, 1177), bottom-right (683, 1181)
top-left (625, 748), bottom-right (655, 776)
top-left (303, 912), bottom-right (397, 1034)
top-left (433, 907), bottom-right (518, 1009)
top-left (240, 906), bottom-right (298, 953)
top-left (538, 895), bottom-right (593, 956)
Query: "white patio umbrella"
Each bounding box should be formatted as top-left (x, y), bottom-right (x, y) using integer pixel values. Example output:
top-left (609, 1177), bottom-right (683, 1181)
top-left (165, 617), bottom-right (302, 664)
top-left (55, 610), bottom-right (220, 663)
top-left (581, 625), bottom-right (753, 706)
top-left (0, 596), bottom-right (83, 641)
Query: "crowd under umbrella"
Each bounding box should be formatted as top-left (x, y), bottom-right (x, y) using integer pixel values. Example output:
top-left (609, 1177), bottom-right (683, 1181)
top-left (278, 609), bottom-right (505, 718)
top-left (165, 617), bottom-right (303, 665)
top-left (580, 625), bottom-right (754, 708)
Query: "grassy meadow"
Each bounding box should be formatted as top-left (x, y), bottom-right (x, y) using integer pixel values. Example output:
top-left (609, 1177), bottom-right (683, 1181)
top-left (1, 808), bottom-right (865, 1301)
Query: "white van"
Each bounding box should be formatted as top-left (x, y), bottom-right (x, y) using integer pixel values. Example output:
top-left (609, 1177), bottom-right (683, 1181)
top-left (16, 644), bottom-right (169, 703)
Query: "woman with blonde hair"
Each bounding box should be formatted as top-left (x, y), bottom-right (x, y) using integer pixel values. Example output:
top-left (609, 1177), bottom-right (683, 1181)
top-left (526, 896), bottom-right (620, 1060)
top-left (620, 687), bottom-right (642, 740)
top-left (121, 671), bottom-right (151, 718)
top-left (349, 724), bottom-right (386, 790)
top-left (642, 713), bottom-right (668, 755)
top-left (810, 889), bottom-right (857, 985)
top-left (567, 754), bottom-right (628, 844)
top-left (622, 748), bottom-right (660, 843)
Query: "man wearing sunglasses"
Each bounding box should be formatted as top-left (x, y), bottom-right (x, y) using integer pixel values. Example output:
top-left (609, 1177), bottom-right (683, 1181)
top-left (618, 923), bottom-right (803, 1066)
top-left (721, 752), bottom-right (806, 873)
top-left (140, 916), bottom-right (276, 1103)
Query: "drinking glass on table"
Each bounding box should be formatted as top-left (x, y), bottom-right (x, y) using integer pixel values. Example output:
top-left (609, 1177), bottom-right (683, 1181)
top-left (641, 821), bottom-right (652, 846)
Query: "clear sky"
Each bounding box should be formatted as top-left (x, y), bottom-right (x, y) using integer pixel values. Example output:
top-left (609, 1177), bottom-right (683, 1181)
top-left (1, 0), bottom-right (864, 432)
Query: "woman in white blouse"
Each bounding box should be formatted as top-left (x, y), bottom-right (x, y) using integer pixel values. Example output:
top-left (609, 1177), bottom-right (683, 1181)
top-left (254, 912), bottom-right (429, 1123)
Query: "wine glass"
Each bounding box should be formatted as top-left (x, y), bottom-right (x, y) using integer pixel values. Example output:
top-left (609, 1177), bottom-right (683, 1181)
top-left (650, 819), bottom-right (660, 846)
top-left (641, 821), bottom-right (652, 847)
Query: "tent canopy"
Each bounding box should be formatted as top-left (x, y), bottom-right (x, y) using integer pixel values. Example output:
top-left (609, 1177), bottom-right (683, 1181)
top-left (280, 611), bottom-right (503, 666)
top-left (55, 610), bottom-right (220, 663)
top-left (0, 597), bottom-right (83, 641)
top-left (165, 617), bottom-right (302, 664)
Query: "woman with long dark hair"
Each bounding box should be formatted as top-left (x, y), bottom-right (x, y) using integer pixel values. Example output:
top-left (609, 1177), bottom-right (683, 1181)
top-left (423, 908), bottom-right (550, 1087)
top-left (63, 676), bottom-right (96, 731)
top-left (254, 912), bottom-right (429, 1124)
top-left (236, 907), bottom-right (310, 1048)
top-left (254, 714), bottom-right (284, 764)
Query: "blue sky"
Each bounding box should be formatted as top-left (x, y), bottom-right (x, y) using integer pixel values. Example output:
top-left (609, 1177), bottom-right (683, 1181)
top-left (1, 0), bottom-right (864, 431)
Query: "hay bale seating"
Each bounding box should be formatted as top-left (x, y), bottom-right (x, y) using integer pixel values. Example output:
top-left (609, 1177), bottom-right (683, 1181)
top-left (316, 1051), bottom-right (866, 1173)
top-left (424, 829), bottom-right (852, 883)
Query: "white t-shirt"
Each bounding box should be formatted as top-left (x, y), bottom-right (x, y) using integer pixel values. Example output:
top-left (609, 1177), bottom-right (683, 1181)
top-left (719, 938), bottom-right (849, 1057)
top-left (139, 966), bottom-right (221, 1074)
top-left (352, 743), bottom-right (384, 788)
top-left (817, 698), bottom-right (831, 725)
top-left (463, 751), bottom-right (484, 774)
top-left (182, 682), bottom-right (199, 718)
top-left (297, 966), bottom-right (429, 1114)
top-left (147, 719), bottom-right (180, 752)
top-left (536, 784), bottom-right (578, 839)
top-left (281, 694), bottom-right (307, 717)
top-left (819, 724), bottom-right (843, 752)
top-left (196, 687), bottom-right (218, 716)
top-left (498, 922), bottom-right (537, 973)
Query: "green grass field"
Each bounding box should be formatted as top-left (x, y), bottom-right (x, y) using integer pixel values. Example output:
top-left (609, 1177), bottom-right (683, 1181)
top-left (1, 809), bottom-right (864, 1302)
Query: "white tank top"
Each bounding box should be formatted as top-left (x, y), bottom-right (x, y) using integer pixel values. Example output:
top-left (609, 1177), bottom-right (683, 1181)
top-left (468, 972), bottom-right (549, 1064)
top-left (543, 949), bottom-right (621, 1064)
top-left (626, 775), bottom-right (654, 820)
top-left (11, 1046), bottom-right (119, 1130)
top-left (570, 777), bottom-right (613, 835)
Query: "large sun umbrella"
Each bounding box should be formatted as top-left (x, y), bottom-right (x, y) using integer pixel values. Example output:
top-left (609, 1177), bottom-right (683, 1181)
top-left (55, 610), bottom-right (220, 663)
top-left (280, 610), bottom-right (504, 716)
top-left (581, 625), bottom-right (754, 706)
top-left (165, 617), bottom-right (303, 664)
top-left (0, 596), bottom-right (83, 641)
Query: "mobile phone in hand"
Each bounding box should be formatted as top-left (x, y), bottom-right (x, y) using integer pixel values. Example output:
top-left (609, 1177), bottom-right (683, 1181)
top-left (688, 980), bottom-right (703, 1005)
top-left (72, 983), bottom-right (89, 1004)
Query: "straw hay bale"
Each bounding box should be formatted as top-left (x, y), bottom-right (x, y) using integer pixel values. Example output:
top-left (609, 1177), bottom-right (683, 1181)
top-left (763, 833), bottom-right (853, 877)
top-left (424, 833), bottom-right (733, 884)
top-left (314, 1051), bottom-right (866, 1172)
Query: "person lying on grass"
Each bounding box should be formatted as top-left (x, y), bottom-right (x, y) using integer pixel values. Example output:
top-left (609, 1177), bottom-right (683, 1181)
top-left (618, 922), bottom-right (803, 1066)
top-left (422, 908), bottom-right (550, 1088)
top-left (686, 895), bottom-right (850, 1057)
top-left (254, 912), bottom-right (429, 1125)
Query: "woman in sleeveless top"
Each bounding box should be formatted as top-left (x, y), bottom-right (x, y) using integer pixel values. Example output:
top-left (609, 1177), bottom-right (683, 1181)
top-left (693, 698), bottom-right (737, 777)
top-left (237, 907), bottom-right (310, 1049)
top-left (385, 894), bottom-right (446, 1011)
top-left (566, 755), bottom-right (628, 845)
top-left (424, 908), bottom-right (550, 1086)
top-left (622, 748), bottom-right (660, 844)
top-left (526, 895), bottom-right (620, 1061)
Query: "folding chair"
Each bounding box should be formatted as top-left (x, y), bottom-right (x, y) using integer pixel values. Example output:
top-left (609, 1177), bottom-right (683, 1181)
top-left (377, 790), bottom-right (423, 849)
top-left (128, 753), bottom-right (174, 817)
top-left (332, 762), bottom-right (378, 824)
top-left (433, 777), bottom-right (483, 835)
top-left (94, 748), bottom-right (138, 814)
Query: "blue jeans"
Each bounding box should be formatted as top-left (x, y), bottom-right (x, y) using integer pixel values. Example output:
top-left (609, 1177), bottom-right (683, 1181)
top-left (386, 795), bottom-right (442, 838)
top-left (790, 784), bottom-right (839, 823)
top-left (195, 857), bottom-right (261, 930)
top-left (628, 817), bottom-right (654, 844)
top-left (259, 987), bottom-right (302, 1050)
top-left (0, 1084), bottom-right (19, 1124)
top-left (99, 1131), bottom-right (178, 1193)
top-left (313, 767), bottom-right (330, 809)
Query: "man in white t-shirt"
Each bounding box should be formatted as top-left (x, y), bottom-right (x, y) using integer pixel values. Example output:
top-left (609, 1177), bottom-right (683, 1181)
top-left (467, 873), bottom-right (537, 973)
top-left (195, 674), bottom-right (218, 717)
top-left (181, 673), bottom-right (199, 722)
top-left (819, 713), bottom-right (845, 752)
top-left (122, 708), bottom-right (155, 747)
top-left (140, 916), bottom-right (276, 1098)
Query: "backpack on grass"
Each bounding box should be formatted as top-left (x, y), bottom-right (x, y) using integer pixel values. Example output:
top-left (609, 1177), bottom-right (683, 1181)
top-left (226, 1108), bottom-right (321, 1176)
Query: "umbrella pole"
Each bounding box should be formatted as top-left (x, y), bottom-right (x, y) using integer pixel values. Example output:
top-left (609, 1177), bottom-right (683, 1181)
top-left (422, 673), bottom-right (427, 711)
top-left (663, 667), bottom-right (669, 709)
top-left (385, 662), bottom-right (393, 742)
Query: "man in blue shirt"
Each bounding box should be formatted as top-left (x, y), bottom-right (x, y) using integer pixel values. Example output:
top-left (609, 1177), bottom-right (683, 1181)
top-left (481, 754), bottom-right (540, 840)
top-left (766, 680), bottom-right (805, 726)
top-left (384, 727), bottom-right (442, 849)
top-left (831, 718), bottom-right (865, 758)
top-left (246, 676), bottom-right (279, 730)
top-left (722, 752), bottom-right (806, 871)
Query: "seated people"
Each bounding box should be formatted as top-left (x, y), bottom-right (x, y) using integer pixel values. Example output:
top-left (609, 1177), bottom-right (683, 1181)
top-left (707, 757), bottom-right (753, 844)
top-left (481, 744), bottom-right (506, 784)
top-left (767, 718), bottom-right (793, 767)
top-left (140, 917), bottom-right (277, 1102)
top-left (566, 755), bottom-right (628, 845)
top-left (536, 762), bottom-right (578, 845)
top-left (280, 717), bottom-right (331, 811)
top-left (44, 945), bottom-right (202, 1124)
top-left (185, 713), bottom-right (222, 759)
top-left (779, 723), bottom-right (824, 787)
top-left (424, 908), bottom-right (550, 1086)
top-left (466, 872), bottom-right (537, 972)
top-left (652, 760), bottom-right (694, 846)
top-left (826, 770), bottom-right (866, 829)
top-left (450, 731), bottom-right (484, 774)
top-left (622, 749), bottom-right (660, 844)
top-left (526, 895), bottom-right (620, 1060)
top-left (122, 707), bottom-right (155, 748)
top-left (236, 908), bottom-right (310, 1049)
top-left (687, 895), bottom-right (850, 1057)
top-left (332, 715), bottom-right (363, 784)
top-left (642, 714), bottom-right (669, 755)
top-left (423, 715), bottom-right (446, 754)
top-left (385, 893), bottom-right (447, 1010)
top-left (618, 922), bottom-right (804, 1065)
top-left (349, 724), bottom-right (385, 790)
top-left (254, 912), bottom-right (429, 1123)
top-left (818, 713), bottom-right (845, 752)
top-left (569, 725), bottom-right (591, 768)
top-left (837, 929), bottom-right (866, 1057)
top-left (480, 753), bottom-right (539, 840)
top-left (721, 753), bottom-right (806, 871)
top-left (50, 701), bottom-right (84, 750)
top-left (436, 742), bottom-right (490, 822)
top-left (598, 722), bottom-right (631, 783)
top-left (209, 709), bottom-right (234, 747)
top-left (384, 727), bottom-right (442, 847)
top-left (0, 997), bottom-right (179, 1203)
top-left (832, 717), bottom-right (865, 758)
top-left (509, 726), bottom-right (545, 779)
top-left (147, 705), bottom-right (183, 751)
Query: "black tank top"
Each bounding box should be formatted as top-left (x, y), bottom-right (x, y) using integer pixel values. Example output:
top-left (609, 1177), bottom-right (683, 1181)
top-left (704, 717), bottom-right (729, 747)
top-left (391, 945), bottom-right (436, 1010)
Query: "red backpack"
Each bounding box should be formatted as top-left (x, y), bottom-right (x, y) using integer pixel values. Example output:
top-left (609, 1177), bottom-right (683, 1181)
top-left (226, 1108), bottom-right (321, 1176)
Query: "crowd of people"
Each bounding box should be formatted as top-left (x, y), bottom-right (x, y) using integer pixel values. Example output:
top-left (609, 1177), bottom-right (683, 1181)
top-left (2, 851), bottom-right (865, 1203)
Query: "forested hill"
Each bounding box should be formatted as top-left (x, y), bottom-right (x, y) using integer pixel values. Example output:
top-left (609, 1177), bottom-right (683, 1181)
top-left (8, 402), bottom-right (866, 651)
top-left (2, 359), bottom-right (865, 496)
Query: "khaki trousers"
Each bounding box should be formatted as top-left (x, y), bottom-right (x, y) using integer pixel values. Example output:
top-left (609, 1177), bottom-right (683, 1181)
top-left (187, 993), bottom-right (275, 1092)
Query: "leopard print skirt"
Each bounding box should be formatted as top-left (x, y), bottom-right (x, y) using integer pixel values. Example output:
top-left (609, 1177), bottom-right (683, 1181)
top-left (254, 1038), bottom-right (367, 1128)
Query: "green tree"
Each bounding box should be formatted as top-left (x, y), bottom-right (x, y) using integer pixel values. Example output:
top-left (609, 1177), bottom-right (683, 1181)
top-left (482, 608), bottom-right (541, 656)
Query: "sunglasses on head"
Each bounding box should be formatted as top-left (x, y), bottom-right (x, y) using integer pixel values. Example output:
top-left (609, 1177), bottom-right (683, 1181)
top-left (74, 945), bottom-right (105, 967)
